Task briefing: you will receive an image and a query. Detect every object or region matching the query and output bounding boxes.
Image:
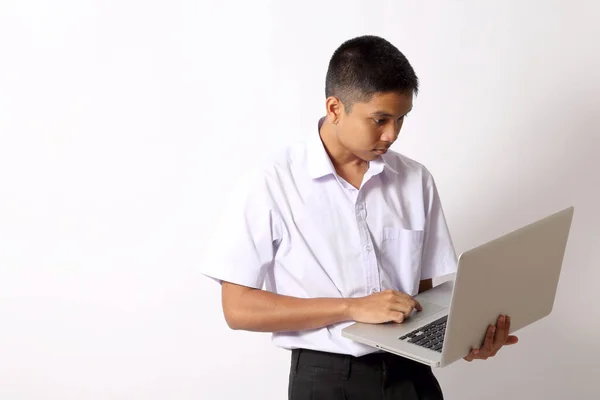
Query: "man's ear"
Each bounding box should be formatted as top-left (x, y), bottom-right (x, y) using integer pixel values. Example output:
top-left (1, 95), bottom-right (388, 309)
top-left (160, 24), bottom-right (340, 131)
top-left (325, 96), bottom-right (343, 124)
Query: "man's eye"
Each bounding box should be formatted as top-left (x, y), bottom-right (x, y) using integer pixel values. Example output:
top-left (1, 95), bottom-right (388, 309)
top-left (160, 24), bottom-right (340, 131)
top-left (374, 118), bottom-right (387, 125)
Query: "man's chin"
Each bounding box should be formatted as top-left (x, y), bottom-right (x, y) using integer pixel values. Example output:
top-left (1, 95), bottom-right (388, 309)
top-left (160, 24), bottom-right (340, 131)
top-left (355, 150), bottom-right (383, 162)
top-left (366, 151), bottom-right (384, 161)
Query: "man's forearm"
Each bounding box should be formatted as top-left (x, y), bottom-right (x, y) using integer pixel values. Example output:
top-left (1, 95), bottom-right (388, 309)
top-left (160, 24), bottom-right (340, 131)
top-left (223, 286), bottom-right (353, 332)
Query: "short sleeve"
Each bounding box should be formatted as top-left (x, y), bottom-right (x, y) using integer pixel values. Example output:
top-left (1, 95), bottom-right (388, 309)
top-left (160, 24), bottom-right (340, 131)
top-left (200, 169), bottom-right (282, 289)
top-left (419, 171), bottom-right (458, 280)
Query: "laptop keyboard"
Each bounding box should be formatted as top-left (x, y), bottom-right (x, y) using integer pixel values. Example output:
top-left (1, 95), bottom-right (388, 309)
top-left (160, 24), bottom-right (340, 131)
top-left (399, 315), bottom-right (447, 353)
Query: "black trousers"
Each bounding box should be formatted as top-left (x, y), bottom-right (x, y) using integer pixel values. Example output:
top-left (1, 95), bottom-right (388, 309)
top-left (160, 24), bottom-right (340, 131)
top-left (288, 348), bottom-right (444, 400)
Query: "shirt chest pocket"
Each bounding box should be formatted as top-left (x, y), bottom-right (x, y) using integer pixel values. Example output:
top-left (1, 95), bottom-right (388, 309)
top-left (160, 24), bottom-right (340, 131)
top-left (380, 228), bottom-right (425, 292)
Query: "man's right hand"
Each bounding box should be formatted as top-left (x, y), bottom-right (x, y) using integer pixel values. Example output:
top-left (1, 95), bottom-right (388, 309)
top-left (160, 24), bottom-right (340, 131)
top-left (347, 289), bottom-right (422, 324)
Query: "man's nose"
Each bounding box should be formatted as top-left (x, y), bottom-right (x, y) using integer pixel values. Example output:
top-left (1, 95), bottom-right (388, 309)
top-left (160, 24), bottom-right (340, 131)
top-left (381, 128), bottom-right (398, 143)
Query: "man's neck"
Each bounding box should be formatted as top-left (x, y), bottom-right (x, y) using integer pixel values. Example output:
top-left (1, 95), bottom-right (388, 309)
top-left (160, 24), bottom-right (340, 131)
top-left (319, 119), bottom-right (369, 174)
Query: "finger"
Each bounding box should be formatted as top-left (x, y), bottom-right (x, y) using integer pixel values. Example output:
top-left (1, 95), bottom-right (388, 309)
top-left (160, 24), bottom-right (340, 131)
top-left (465, 348), bottom-right (479, 362)
top-left (389, 295), bottom-right (417, 314)
top-left (414, 299), bottom-right (423, 312)
top-left (483, 325), bottom-right (496, 353)
top-left (504, 316), bottom-right (512, 342)
top-left (390, 292), bottom-right (422, 315)
top-left (493, 315), bottom-right (506, 346)
top-left (500, 315), bottom-right (508, 341)
top-left (394, 293), bottom-right (422, 312)
top-left (389, 302), bottom-right (415, 316)
top-left (384, 292), bottom-right (408, 313)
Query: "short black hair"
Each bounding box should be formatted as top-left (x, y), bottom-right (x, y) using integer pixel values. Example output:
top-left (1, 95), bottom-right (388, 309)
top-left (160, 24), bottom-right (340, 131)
top-left (325, 35), bottom-right (419, 111)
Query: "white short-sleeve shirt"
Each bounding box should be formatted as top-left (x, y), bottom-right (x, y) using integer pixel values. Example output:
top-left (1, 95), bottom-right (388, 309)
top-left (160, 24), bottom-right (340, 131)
top-left (202, 118), bottom-right (457, 357)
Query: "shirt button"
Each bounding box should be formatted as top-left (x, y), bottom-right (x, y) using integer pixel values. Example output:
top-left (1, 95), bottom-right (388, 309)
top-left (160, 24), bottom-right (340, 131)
top-left (365, 245), bottom-right (372, 252)
top-left (371, 288), bottom-right (379, 294)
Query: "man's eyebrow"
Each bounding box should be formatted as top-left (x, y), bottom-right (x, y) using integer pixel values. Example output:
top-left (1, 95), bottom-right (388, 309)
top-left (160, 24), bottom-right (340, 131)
top-left (370, 108), bottom-right (413, 117)
top-left (371, 111), bottom-right (394, 117)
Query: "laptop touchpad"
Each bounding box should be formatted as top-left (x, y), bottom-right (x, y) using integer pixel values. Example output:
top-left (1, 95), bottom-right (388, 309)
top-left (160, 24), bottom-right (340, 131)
top-left (405, 302), bottom-right (446, 324)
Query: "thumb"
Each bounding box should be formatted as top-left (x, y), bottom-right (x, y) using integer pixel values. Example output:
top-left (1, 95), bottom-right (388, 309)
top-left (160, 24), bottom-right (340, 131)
top-left (394, 312), bottom-right (405, 324)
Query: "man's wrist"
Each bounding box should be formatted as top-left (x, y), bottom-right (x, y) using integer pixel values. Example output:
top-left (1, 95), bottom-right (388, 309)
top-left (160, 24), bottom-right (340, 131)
top-left (341, 298), bottom-right (356, 321)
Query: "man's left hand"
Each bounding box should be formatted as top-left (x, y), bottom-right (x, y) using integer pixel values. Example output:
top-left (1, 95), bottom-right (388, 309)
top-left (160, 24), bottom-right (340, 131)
top-left (464, 315), bottom-right (519, 362)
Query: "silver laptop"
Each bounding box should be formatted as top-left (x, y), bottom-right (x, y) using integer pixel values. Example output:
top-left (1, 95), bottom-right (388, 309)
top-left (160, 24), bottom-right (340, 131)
top-left (342, 206), bottom-right (574, 368)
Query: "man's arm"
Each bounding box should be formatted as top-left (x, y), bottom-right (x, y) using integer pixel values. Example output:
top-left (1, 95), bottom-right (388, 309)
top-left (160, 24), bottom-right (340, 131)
top-left (222, 282), bottom-right (351, 332)
top-left (221, 281), bottom-right (422, 333)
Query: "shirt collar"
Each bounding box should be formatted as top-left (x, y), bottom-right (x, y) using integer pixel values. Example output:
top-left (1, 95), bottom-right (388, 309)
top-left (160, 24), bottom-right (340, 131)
top-left (307, 118), bottom-right (336, 179)
top-left (307, 117), bottom-right (399, 179)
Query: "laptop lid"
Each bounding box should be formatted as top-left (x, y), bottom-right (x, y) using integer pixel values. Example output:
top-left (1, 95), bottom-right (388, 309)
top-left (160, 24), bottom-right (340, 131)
top-left (440, 206), bottom-right (575, 366)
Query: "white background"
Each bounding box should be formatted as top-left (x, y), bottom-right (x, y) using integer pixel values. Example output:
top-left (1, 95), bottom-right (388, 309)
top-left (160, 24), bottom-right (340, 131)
top-left (1, 1), bottom-right (599, 399)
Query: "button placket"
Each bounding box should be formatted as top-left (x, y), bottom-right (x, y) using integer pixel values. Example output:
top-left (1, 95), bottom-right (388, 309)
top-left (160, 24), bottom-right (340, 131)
top-left (355, 194), bottom-right (380, 295)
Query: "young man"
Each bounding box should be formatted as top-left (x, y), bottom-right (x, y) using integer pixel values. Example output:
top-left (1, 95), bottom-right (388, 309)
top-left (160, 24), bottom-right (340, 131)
top-left (202, 35), bottom-right (518, 399)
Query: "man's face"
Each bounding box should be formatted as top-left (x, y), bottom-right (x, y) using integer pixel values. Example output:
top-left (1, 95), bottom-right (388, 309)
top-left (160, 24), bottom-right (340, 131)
top-left (334, 91), bottom-right (413, 161)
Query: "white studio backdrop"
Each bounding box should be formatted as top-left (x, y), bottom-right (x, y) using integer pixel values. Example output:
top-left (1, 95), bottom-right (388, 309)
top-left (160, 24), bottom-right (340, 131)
top-left (1, 1), bottom-right (599, 399)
